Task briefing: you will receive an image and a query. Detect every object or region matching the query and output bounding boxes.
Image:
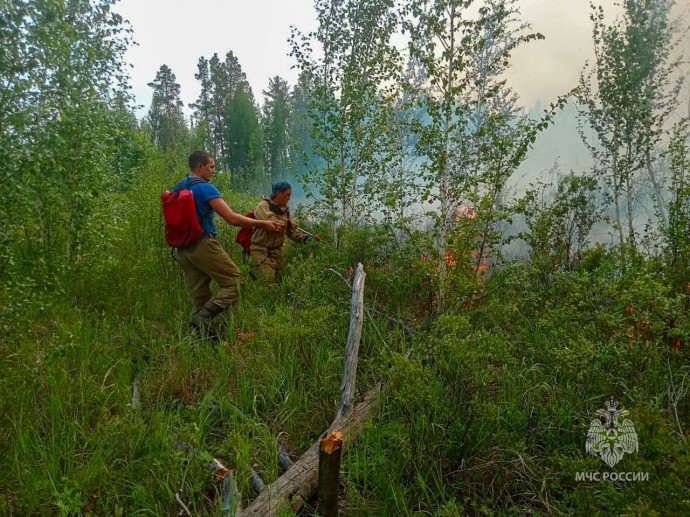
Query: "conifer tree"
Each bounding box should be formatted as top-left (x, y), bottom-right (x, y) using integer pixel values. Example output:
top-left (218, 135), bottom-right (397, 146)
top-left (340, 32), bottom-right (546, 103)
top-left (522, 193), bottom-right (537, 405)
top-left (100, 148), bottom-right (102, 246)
top-left (147, 64), bottom-right (187, 151)
top-left (289, 71), bottom-right (318, 177)
top-left (226, 88), bottom-right (265, 191)
top-left (192, 51), bottom-right (253, 169)
top-left (262, 76), bottom-right (293, 181)
top-left (190, 56), bottom-right (214, 154)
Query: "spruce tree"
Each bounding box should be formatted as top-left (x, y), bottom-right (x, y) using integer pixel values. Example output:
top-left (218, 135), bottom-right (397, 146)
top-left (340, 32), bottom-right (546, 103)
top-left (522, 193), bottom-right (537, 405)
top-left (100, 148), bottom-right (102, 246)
top-left (263, 76), bottom-right (293, 181)
top-left (226, 88), bottom-right (265, 191)
top-left (147, 64), bottom-right (187, 151)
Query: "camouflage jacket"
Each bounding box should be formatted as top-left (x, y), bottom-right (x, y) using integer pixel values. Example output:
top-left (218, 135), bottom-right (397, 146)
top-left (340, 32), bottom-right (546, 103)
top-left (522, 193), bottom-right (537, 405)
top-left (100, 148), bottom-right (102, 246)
top-left (250, 197), bottom-right (307, 249)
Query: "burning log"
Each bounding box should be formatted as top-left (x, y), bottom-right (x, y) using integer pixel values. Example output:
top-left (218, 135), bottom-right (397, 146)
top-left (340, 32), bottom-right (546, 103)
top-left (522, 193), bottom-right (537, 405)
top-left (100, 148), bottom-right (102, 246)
top-left (317, 431), bottom-right (343, 517)
top-left (237, 385), bottom-right (380, 517)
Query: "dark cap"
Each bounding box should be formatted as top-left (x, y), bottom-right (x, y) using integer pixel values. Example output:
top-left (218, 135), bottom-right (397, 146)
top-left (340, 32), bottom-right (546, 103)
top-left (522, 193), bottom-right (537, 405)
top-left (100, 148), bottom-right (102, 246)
top-left (270, 181), bottom-right (292, 198)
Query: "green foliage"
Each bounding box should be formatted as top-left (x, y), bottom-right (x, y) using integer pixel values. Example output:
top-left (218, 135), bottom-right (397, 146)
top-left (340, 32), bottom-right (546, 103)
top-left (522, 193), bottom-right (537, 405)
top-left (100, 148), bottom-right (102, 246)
top-left (2, 1), bottom-right (690, 515)
top-left (288, 71), bottom-right (319, 179)
top-left (402, 0), bottom-right (567, 309)
top-left (576, 0), bottom-right (683, 250)
top-left (262, 75), bottom-right (293, 181)
top-left (190, 51), bottom-right (253, 165)
top-left (289, 0), bottom-right (402, 225)
top-left (3, 153), bottom-right (690, 513)
top-left (147, 64), bottom-right (189, 152)
top-left (0, 0), bottom-right (136, 314)
top-left (513, 167), bottom-right (604, 272)
top-left (664, 122), bottom-right (690, 291)
top-left (226, 88), bottom-right (266, 193)
top-left (342, 252), bottom-right (689, 515)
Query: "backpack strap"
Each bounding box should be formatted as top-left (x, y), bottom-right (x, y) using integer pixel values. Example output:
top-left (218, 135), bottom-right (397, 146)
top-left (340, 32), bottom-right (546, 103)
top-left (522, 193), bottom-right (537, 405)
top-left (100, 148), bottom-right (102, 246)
top-left (179, 177), bottom-right (212, 224)
top-left (185, 178), bottom-right (203, 188)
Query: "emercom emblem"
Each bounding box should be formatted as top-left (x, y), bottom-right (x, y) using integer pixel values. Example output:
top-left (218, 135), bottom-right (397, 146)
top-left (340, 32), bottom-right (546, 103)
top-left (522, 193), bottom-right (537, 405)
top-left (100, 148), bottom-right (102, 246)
top-left (586, 397), bottom-right (638, 467)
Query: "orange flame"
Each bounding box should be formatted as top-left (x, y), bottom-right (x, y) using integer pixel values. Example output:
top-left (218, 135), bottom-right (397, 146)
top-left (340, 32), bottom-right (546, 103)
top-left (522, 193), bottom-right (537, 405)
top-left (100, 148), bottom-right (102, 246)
top-left (454, 204), bottom-right (477, 221)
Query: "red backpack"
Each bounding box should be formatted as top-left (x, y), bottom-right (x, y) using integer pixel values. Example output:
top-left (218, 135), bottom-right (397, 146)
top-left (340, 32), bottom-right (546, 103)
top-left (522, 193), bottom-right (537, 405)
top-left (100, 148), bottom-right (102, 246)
top-left (161, 179), bottom-right (207, 247)
top-left (234, 211), bottom-right (256, 258)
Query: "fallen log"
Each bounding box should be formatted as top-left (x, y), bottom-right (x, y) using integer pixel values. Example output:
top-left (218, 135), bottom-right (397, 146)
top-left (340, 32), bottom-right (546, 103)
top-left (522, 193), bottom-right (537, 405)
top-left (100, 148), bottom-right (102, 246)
top-left (237, 385), bottom-right (381, 517)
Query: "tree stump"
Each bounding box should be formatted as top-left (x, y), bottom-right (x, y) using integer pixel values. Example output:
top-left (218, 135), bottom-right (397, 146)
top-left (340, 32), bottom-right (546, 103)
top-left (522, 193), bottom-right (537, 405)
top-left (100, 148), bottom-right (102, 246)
top-left (318, 431), bottom-right (343, 517)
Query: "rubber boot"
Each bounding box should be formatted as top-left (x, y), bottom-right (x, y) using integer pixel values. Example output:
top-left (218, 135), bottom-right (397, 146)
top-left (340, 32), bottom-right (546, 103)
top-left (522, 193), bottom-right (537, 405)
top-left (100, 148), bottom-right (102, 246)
top-left (190, 304), bottom-right (223, 339)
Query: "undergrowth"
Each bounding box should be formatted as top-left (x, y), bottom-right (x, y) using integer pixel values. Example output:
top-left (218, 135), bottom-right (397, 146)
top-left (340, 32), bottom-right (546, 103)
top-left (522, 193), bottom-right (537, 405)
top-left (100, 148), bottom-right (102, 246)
top-left (1, 162), bottom-right (688, 516)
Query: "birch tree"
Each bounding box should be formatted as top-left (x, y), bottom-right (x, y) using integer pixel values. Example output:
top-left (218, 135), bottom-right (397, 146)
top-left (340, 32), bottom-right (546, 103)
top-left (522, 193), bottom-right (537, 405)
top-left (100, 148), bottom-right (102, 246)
top-left (403, 0), bottom-right (558, 306)
top-left (576, 0), bottom-right (682, 251)
top-left (0, 0), bottom-right (132, 277)
top-left (290, 0), bottom-right (402, 226)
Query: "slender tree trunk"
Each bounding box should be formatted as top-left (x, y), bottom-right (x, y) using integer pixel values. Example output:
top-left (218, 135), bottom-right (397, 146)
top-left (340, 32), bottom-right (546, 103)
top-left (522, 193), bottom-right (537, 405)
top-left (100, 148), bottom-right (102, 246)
top-left (351, 143), bottom-right (359, 224)
top-left (340, 134), bottom-right (347, 224)
top-left (647, 152), bottom-right (668, 230)
top-left (612, 139), bottom-right (625, 249)
top-left (337, 263), bottom-right (365, 419)
top-left (166, 105), bottom-right (176, 149)
top-left (437, 7), bottom-right (456, 313)
top-left (626, 168), bottom-right (636, 247)
top-left (475, 182), bottom-right (502, 275)
top-left (614, 190), bottom-right (624, 247)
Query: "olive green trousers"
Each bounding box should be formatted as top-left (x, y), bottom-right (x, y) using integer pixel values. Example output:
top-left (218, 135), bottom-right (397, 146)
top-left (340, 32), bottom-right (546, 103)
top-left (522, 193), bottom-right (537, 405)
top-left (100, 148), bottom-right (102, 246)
top-left (249, 245), bottom-right (284, 284)
top-left (176, 239), bottom-right (241, 312)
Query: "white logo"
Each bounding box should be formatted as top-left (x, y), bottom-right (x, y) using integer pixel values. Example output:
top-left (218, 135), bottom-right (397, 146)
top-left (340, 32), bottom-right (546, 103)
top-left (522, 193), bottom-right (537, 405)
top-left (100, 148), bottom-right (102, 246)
top-left (586, 398), bottom-right (638, 467)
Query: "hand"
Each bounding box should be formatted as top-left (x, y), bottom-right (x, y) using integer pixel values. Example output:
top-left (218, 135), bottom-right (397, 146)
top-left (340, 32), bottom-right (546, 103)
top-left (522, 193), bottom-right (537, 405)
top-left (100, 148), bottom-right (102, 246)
top-left (262, 220), bottom-right (283, 232)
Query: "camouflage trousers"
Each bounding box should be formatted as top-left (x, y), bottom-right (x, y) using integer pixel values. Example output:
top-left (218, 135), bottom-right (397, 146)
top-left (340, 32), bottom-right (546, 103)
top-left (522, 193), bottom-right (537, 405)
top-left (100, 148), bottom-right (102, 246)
top-left (176, 238), bottom-right (242, 312)
top-left (249, 245), bottom-right (283, 284)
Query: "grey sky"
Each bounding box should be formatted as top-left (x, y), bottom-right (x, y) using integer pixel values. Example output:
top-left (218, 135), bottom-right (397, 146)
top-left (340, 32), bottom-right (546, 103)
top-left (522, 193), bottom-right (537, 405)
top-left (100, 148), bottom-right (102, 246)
top-left (115, 0), bottom-right (689, 118)
top-left (115, 0), bottom-right (318, 117)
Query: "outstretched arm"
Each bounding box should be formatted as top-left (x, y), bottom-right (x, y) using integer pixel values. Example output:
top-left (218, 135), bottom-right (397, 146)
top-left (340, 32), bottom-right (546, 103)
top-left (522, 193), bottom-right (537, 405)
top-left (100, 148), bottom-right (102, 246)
top-left (210, 198), bottom-right (282, 232)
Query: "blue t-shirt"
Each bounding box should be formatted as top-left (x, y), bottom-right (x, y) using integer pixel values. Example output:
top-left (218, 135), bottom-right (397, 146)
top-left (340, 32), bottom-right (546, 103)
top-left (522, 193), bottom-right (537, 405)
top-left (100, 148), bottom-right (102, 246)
top-left (174, 177), bottom-right (221, 235)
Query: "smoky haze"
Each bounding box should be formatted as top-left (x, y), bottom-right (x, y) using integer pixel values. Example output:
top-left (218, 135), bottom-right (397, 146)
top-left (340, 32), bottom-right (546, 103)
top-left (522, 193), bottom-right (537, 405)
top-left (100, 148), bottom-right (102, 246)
top-left (117, 0), bottom-right (690, 244)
